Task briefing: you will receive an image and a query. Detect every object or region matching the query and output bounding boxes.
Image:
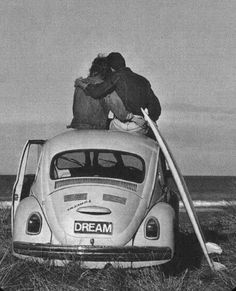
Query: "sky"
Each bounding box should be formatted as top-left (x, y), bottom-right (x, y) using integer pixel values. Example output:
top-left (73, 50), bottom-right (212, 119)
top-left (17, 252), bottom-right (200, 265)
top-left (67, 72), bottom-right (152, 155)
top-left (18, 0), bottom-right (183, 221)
top-left (0, 0), bottom-right (236, 175)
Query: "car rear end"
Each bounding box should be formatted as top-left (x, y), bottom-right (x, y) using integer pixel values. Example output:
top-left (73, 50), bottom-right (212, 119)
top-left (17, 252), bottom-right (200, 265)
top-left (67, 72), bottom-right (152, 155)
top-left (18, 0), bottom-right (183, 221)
top-left (12, 130), bottom-right (175, 268)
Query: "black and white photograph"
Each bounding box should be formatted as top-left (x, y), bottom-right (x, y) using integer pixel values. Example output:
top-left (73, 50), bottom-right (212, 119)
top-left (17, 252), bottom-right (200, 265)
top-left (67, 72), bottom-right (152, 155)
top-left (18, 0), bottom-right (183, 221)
top-left (0, 1), bottom-right (236, 290)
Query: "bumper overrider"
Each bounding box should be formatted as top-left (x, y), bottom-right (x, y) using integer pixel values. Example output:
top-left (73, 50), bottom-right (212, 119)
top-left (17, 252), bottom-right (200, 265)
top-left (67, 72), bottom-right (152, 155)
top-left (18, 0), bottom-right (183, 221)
top-left (13, 242), bottom-right (172, 262)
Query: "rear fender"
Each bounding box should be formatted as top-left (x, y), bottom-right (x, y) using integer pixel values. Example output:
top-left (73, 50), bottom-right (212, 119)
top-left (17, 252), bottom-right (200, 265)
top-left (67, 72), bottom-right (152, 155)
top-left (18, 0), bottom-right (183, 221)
top-left (13, 196), bottom-right (51, 244)
top-left (133, 202), bottom-right (175, 250)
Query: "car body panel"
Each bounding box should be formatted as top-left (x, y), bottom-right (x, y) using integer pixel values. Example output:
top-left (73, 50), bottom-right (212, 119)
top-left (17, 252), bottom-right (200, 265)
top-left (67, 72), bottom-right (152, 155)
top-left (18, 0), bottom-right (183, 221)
top-left (13, 196), bottom-right (51, 245)
top-left (46, 184), bottom-right (145, 245)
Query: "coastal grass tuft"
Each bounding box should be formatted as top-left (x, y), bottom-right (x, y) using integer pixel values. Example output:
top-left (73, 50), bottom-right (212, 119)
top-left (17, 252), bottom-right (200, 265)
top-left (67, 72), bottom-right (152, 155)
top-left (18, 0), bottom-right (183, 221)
top-left (0, 207), bottom-right (236, 290)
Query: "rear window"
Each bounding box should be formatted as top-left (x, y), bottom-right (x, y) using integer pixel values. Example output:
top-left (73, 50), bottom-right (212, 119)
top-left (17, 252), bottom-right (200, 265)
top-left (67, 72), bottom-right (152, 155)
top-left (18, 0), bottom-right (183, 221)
top-left (50, 149), bottom-right (145, 183)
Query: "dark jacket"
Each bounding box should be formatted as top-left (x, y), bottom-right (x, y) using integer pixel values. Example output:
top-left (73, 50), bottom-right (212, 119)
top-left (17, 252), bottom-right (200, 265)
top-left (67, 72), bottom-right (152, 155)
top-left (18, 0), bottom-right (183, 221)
top-left (83, 67), bottom-right (161, 121)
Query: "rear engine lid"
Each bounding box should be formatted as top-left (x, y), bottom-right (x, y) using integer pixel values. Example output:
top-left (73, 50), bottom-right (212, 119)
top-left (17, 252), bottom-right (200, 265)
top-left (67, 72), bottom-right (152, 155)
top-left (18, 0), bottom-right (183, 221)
top-left (45, 183), bottom-right (146, 246)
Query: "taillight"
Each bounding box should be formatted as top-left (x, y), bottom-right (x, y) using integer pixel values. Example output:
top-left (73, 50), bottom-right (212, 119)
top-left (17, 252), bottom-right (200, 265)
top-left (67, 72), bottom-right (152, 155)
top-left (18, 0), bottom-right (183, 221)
top-left (26, 213), bottom-right (42, 235)
top-left (145, 217), bottom-right (159, 239)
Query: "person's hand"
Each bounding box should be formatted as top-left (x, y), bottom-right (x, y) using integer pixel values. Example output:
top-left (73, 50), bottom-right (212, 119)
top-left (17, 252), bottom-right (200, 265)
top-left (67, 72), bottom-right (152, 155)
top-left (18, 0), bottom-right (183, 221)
top-left (74, 77), bottom-right (89, 89)
top-left (131, 115), bottom-right (147, 128)
top-left (126, 112), bottom-right (134, 121)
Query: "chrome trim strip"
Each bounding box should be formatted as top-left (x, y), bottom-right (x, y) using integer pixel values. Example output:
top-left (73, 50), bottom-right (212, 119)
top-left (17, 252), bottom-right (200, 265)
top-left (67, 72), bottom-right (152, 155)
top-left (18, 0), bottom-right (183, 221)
top-left (55, 178), bottom-right (137, 192)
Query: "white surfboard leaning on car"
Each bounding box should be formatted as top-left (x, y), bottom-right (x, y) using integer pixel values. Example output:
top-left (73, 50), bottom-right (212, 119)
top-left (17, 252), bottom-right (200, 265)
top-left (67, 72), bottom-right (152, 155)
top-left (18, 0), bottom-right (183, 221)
top-left (141, 108), bottom-right (226, 272)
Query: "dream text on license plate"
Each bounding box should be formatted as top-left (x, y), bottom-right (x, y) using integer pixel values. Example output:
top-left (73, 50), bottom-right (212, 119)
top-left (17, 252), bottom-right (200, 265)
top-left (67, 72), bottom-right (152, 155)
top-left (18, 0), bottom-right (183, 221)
top-left (74, 221), bottom-right (113, 234)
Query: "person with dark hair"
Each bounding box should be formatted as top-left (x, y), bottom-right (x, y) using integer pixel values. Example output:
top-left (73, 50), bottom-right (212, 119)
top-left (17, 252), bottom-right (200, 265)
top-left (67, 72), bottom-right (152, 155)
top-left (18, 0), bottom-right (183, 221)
top-left (68, 55), bottom-right (130, 129)
top-left (75, 52), bottom-right (161, 133)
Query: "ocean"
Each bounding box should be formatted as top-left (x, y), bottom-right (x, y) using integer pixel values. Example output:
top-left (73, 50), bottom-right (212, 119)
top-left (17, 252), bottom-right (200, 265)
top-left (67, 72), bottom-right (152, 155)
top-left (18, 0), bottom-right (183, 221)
top-left (1, 175), bottom-right (235, 202)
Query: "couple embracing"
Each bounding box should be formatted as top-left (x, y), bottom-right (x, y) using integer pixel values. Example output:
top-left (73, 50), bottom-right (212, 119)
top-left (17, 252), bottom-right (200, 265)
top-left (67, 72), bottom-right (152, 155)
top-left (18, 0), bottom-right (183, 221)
top-left (69, 52), bottom-right (161, 135)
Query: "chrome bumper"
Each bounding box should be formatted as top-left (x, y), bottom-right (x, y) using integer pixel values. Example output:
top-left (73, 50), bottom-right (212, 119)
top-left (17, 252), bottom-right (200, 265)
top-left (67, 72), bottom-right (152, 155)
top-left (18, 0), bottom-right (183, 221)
top-left (13, 242), bottom-right (172, 262)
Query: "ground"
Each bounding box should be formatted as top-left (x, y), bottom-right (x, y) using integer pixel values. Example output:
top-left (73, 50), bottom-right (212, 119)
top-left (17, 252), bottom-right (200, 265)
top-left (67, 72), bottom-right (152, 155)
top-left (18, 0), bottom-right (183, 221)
top-left (0, 206), bottom-right (236, 290)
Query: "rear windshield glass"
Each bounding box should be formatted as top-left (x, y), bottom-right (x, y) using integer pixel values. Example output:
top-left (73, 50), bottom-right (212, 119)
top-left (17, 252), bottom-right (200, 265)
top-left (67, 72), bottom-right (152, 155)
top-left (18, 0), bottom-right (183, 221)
top-left (50, 149), bottom-right (145, 183)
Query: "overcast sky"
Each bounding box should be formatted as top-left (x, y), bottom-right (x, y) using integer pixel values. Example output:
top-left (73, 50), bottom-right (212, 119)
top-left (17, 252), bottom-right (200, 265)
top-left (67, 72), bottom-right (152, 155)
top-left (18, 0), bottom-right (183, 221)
top-left (0, 0), bottom-right (236, 175)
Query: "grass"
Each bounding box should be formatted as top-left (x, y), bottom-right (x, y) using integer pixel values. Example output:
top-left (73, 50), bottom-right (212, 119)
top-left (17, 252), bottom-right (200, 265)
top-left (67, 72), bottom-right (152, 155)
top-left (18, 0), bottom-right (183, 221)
top-left (0, 207), bottom-right (236, 291)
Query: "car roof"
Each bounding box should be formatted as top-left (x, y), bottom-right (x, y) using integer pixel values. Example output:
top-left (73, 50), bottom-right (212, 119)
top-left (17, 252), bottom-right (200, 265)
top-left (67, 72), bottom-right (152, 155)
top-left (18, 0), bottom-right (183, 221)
top-left (44, 129), bottom-right (159, 157)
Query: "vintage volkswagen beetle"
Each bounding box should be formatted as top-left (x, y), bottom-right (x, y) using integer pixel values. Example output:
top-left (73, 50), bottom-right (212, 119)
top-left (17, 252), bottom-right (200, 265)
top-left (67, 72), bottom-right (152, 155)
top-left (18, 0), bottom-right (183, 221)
top-left (11, 129), bottom-right (179, 268)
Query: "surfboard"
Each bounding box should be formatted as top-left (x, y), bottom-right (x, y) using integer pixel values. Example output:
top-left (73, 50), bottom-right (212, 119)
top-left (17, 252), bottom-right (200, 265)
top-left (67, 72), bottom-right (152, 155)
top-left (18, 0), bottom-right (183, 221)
top-left (142, 108), bottom-right (225, 271)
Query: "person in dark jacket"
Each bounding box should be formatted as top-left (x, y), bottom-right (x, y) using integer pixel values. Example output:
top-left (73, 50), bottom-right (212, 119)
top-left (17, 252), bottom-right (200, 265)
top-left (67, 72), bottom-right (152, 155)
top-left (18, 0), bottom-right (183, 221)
top-left (75, 52), bottom-right (161, 126)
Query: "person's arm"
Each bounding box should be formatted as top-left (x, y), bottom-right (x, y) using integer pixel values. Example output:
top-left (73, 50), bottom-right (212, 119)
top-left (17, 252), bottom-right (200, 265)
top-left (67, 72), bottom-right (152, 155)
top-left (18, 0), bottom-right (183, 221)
top-left (146, 87), bottom-right (161, 121)
top-left (104, 91), bottom-right (131, 122)
top-left (75, 74), bottom-right (120, 99)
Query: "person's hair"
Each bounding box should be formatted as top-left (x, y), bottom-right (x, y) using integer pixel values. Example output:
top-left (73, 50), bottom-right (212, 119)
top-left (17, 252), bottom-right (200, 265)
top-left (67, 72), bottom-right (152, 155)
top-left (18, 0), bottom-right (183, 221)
top-left (89, 54), bottom-right (112, 79)
top-left (106, 52), bottom-right (126, 70)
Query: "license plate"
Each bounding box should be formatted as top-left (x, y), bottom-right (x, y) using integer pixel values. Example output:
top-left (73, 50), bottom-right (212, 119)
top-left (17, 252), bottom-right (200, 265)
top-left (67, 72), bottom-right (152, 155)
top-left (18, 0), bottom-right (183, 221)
top-left (74, 221), bottom-right (113, 234)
